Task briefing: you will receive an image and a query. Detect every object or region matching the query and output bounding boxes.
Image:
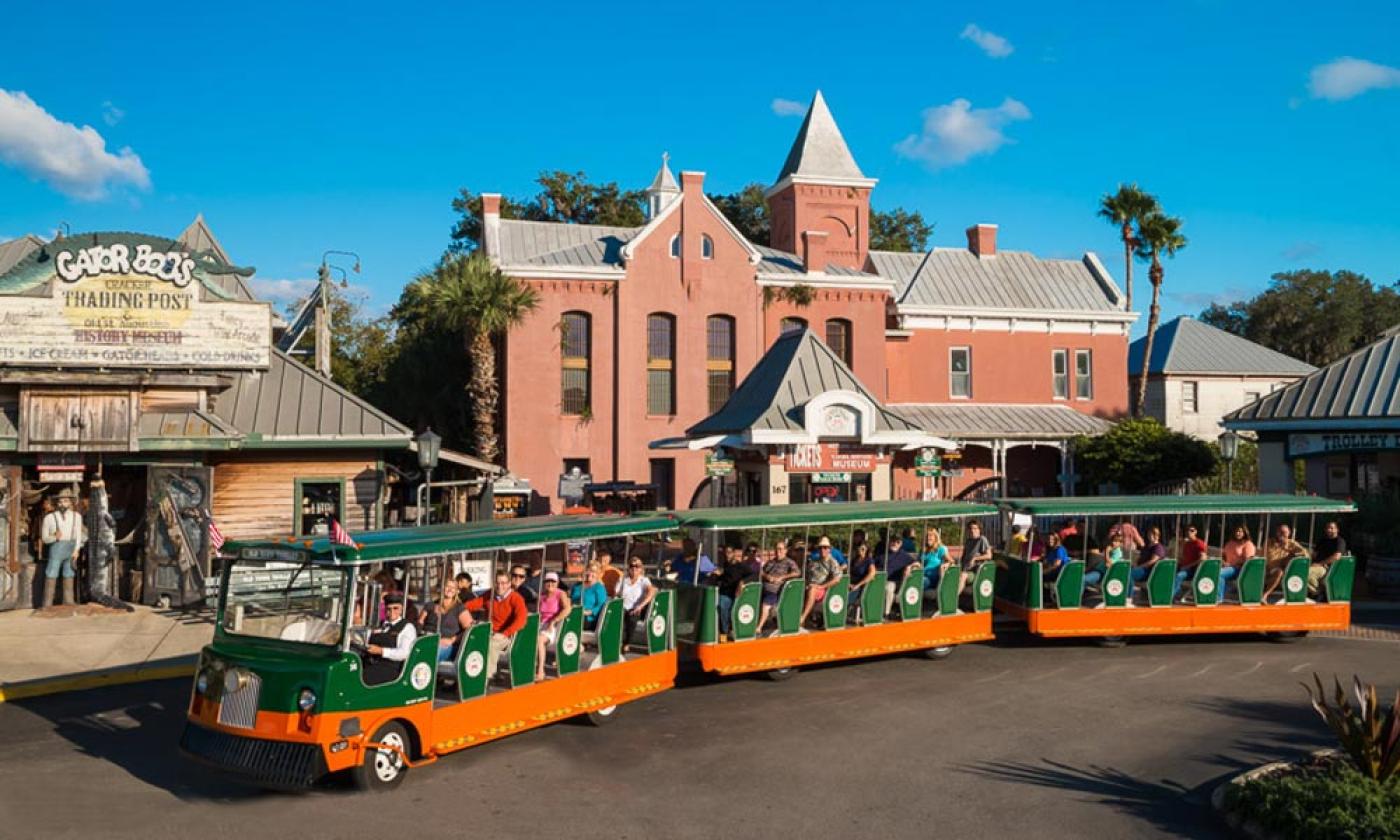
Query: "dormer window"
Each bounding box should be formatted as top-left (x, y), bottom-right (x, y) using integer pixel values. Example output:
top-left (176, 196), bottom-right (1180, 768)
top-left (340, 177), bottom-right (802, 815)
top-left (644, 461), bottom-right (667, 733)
top-left (670, 234), bottom-right (680, 259)
top-left (701, 235), bottom-right (714, 260)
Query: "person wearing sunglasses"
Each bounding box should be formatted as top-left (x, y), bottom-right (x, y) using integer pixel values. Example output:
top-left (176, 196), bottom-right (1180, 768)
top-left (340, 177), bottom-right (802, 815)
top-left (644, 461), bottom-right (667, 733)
top-left (619, 557), bottom-right (656, 645)
top-left (509, 564), bottom-right (539, 609)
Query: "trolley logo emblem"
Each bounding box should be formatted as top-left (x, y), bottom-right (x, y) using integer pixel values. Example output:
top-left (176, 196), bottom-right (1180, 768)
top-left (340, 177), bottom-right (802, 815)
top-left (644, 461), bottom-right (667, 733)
top-left (464, 651), bottom-right (485, 678)
top-left (561, 632), bottom-right (579, 656)
top-left (1287, 576), bottom-right (1304, 594)
top-left (1197, 577), bottom-right (1215, 595)
top-left (1106, 579), bottom-right (1124, 597)
top-left (410, 662), bottom-right (432, 691)
top-left (827, 595), bottom-right (844, 614)
top-left (904, 587), bottom-right (919, 606)
top-left (737, 604), bottom-right (756, 625)
top-left (978, 579), bottom-right (994, 599)
top-left (650, 615), bottom-right (667, 637)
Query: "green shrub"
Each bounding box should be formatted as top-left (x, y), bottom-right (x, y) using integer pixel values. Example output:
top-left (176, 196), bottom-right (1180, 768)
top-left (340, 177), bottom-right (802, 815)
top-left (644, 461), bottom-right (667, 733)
top-left (1226, 764), bottom-right (1400, 840)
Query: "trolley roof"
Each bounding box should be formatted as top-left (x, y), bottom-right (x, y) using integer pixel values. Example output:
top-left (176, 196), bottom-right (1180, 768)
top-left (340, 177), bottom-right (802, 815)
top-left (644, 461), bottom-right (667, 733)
top-left (225, 513), bottom-right (681, 566)
top-left (675, 500), bottom-right (997, 530)
top-left (995, 494), bottom-right (1356, 518)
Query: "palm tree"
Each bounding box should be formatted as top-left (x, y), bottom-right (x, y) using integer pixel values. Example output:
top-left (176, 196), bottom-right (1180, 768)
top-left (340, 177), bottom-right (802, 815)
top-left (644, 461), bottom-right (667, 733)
top-left (407, 253), bottom-right (538, 463)
top-left (1098, 184), bottom-right (1159, 311)
top-left (1132, 212), bottom-right (1188, 417)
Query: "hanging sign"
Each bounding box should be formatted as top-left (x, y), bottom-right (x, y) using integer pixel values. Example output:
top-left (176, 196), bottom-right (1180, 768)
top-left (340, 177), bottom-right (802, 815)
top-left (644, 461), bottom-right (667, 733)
top-left (915, 447), bottom-right (942, 478)
top-left (813, 472), bottom-right (852, 483)
top-left (705, 452), bottom-right (735, 477)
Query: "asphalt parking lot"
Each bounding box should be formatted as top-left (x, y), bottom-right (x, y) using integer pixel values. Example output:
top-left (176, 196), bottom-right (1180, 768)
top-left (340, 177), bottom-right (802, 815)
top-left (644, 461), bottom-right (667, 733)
top-left (2, 628), bottom-right (1395, 840)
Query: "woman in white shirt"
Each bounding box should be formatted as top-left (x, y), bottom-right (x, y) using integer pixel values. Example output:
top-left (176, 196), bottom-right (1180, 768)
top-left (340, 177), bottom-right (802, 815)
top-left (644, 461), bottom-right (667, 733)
top-left (618, 556), bottom-right (656, 645)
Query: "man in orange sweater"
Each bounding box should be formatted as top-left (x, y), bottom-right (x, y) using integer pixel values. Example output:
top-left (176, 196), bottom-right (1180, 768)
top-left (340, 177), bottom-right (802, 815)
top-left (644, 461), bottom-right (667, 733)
top-left (463, 571), bottom-right (528, 680)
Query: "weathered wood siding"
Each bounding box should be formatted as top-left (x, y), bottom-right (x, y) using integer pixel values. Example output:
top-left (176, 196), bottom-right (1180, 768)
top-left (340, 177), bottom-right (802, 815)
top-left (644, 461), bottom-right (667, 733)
top-left (211, 451), bottom-right (383, 540)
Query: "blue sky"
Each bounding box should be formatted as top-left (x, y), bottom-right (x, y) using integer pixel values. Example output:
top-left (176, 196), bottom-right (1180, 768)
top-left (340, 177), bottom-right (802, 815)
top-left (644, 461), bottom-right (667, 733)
top-left (2, 0), bottom-right (1397, 332)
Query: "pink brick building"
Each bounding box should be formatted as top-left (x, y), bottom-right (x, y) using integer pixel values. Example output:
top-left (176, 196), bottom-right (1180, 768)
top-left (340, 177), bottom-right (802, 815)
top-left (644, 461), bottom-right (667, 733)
top-left (483, 92), bottom-right (1134, 511)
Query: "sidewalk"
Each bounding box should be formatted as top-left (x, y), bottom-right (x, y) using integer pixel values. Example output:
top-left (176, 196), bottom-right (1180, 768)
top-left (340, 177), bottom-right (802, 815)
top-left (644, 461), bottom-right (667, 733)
top-left (0, 603), bottom-right (214, 702)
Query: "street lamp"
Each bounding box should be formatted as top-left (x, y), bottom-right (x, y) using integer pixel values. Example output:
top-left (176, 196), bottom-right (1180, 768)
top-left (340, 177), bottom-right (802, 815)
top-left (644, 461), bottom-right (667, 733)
top-left (1218, 429), bottom-right (1240, 494)
top-left (417, 428), bottom-right (442, 525)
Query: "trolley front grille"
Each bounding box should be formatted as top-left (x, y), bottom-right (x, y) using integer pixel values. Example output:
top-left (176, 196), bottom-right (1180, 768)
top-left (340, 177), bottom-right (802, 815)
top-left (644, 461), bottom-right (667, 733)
top-left (180, 723), bottom-right (324, 788)
top-left (216, 671), bottom-right (262, 729)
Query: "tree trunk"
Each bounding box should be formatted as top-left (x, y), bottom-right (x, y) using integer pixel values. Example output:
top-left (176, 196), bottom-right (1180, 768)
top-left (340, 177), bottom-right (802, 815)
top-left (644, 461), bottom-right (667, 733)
top-left (468, 328), bottom-right (500, 464)
top-left (1120, 222), bottom-right (1134, 311)
top-left (1133, 257), bottom-right (1164, 418)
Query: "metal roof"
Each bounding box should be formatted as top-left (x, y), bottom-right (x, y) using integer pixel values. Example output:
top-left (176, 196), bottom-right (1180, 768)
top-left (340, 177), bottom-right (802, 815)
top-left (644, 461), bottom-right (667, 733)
top-left (0, 235), bottom-right (43, 276)
top-left (496, 219), bottom-right (634, 269)
top-left (686, 328), bottom-right (922, 438)
top-left (878, 247), bottom-right (1124, 313)
top-left (646, 156), bottom-right (679, 193)
top-left (997, 494), bottom-right (1355, 517)
top-left (176, 215), bottom-right (258, 303)
top-left (772, 91), bottom-right (870, 185)
top-left (227, 513), bottom-right (680, 566)
top-left (676, 499), bottom-right (998, 530)
top-left (1129, 316), bottom-right (1315, 376)
top-left (1225, 331), bottom-right (1400, 429)
top-left (138, 409), bottom-right (241, 451)
top-left (888, 403), bottom-right (1114, 440)
top-left (210, 348), bottom-right (412, 446)
top-left (754, 244), bottom-right (882, 278)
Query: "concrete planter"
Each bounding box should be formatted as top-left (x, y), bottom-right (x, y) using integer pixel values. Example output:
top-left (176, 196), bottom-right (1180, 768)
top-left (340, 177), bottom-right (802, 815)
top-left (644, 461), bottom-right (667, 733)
top-left (1211, 749), bottom-right (1344, 840)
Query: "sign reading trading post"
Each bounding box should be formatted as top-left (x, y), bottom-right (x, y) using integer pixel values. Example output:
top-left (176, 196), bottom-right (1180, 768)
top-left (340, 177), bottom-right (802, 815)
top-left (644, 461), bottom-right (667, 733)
top-left (0, 237), bottom-right (271, 369)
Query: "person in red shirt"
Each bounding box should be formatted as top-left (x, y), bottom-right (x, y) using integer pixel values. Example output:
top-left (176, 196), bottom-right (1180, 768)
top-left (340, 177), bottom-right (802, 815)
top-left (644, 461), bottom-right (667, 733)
top-left (463, 571), bottom-right (528, 681)
top-left (1173, 524), bottom-right (1209, 601)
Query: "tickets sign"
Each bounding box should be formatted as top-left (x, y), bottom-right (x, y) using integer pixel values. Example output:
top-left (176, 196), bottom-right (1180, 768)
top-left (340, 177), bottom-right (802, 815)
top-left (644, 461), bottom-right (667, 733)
top-left (784, 443), bottom-right (881, 474)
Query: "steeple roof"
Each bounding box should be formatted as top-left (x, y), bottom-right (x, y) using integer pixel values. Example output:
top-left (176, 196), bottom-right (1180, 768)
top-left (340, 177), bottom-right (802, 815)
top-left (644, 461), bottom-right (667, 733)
top-left (772, 91), bottom-right (874, 189)
top-left (646, 152), bottom-right (679, 193)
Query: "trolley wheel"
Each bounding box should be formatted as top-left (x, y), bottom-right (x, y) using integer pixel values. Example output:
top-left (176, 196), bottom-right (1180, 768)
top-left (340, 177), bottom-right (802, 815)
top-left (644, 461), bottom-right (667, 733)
top-left (920, 645), bottom-right (954, 660)
top-left (585, 702), bottom-right (619, 726)
top-left (764, 667), bottom-right (798, 682)
top-left (351, 721), bottom-right (411, 792)
top-left (1097, 635), bottom-right (1128, 648)
top-left (1266, 631), bottom-right (1309, 643)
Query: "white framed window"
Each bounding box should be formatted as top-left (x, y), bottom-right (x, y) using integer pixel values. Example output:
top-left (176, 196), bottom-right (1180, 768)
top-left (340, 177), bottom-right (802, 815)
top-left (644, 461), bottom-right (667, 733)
top-left (950, 347), bottom-right (971, 398)
top-left (669, 234), bottom-right (680, 259)
top-left (701, 234), bottom-right (714, 259)
top-left (1183, 381), bottom-right (1199, 413)
top-left (1052, 349), bottom-right (1068, 400)
top-left (1075, 349), bottom-right (1093, 400)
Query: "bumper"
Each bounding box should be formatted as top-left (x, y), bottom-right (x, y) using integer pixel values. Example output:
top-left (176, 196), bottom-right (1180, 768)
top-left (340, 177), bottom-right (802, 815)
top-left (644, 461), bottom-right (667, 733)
top-left (180, 722), bottom-right (329, 788)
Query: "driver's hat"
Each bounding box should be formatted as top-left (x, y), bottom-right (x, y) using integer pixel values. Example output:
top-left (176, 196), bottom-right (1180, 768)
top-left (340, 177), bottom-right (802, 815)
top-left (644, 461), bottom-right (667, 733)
top-left (383, 592), bottom-right (405, 606)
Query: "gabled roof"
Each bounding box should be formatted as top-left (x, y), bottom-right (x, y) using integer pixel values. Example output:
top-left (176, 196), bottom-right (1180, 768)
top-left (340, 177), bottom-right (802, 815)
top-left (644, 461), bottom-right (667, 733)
top-left (875, 247), bottom-right (1126, 314)
top-left (685, 328), bottom-right (927, 442)
top-left (496, 219), bottom-right (635, 270)
top-left (0, 234), bottom-right (44, 276)
top-left (754, 244), bottom-right (884, 280)
top-left (1225, 330), bottom-right (1400, 430)
top-left (176, 215), bottom-right (258, 303)
top-left (888, 403), bottom-right (1115, 440)
top-left (1129, 316), bottom-right (1315, 376)
top-left (209, 348), bottom-right (412, 446)
top-left (771, 91), bottom-right (874, 189)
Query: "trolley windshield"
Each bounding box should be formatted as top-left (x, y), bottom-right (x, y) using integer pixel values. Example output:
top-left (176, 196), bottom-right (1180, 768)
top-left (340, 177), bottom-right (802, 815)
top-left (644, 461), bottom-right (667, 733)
top-left (221, 558), bottom-right (350, 647)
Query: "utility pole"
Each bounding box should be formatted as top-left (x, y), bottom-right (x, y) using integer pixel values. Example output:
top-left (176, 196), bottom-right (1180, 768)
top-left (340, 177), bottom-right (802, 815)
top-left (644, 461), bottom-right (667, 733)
top-left (314, 261), bottom-right (332, 378)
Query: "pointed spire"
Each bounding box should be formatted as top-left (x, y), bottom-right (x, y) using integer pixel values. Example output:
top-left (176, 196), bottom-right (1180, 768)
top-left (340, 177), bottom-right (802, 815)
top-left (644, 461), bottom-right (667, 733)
top-left (772, 91), bottom-right (873, 188)
top-left (644, 152), bottom-right (681, 220)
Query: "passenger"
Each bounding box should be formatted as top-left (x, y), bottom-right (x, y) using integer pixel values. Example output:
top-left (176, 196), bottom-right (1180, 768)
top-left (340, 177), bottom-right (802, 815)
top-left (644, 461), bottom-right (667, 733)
top-left (455, 571), bottom-right (478, 601)
top-left (1130, 526), bottom-right (1168, 600)
top-left (1105, 532), bottom-right (1126, 564)
top-left (900, 528), bottom-right (917, 552)
top-left (956, 520), bottom-right (994, 601)
top-left (535, 573), bottom-right (573, 681)
top-left (799, 536), bottom-right (844, 627)
top-left (1057, 518), bottom-right (1079, 541)
top-left (509, 563), bottom-right (539, 609)
top-left (1172, 525), bottom-right (1209, 601)
top-left (1108, 517), bottom-right (1145, 555)
top-left (1039, 532), bottom-right (1071, 582)
top-left (715, 546), bottom-right (758, 638)
top-left (569, 566), bottom-right (609, 630)
top-left (1090, 531), bottom-right (1127, 591)
top-left (363, 593), bottom-right (419, 686)
top-left (920, 527), bottom-right (951, 591)
top-left (423, 580), bottom-right (469, 664)
top-left (758, 544), bottom-right (800, 633)
top-left (846, 542), bottom-right (878, 621)
top-left (1261, 523), bottom-right (1307, 603)
top-left (671, 537), bottom-right (716, 584)
top-left (1005, 524), bottom-right (1029, 561)
top-left (882, 542), bottom-right (921, 616)
top-left (1218, 524), bottom-right (1256, 602)
top-left (462, 571), bottom-right (529, 681)
top-left (619, 556), bottom-right (657, 644)
top-left (1307, 521), bottom-right (1347, 599)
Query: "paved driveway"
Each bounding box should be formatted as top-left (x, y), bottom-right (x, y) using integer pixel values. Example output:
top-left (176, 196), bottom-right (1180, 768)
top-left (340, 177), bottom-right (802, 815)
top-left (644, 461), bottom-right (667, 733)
top-left (2, 630), bottom-right (1395, 839)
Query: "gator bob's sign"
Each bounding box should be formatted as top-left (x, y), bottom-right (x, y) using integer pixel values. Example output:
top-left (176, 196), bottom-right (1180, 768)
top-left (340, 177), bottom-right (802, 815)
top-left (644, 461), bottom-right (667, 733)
top-left (0, 235), bottom-right (271, 369)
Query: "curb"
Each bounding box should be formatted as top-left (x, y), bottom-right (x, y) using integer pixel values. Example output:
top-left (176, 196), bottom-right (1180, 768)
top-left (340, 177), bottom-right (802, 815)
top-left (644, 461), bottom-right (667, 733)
top-left (0, 654), bottom-right (198, 703)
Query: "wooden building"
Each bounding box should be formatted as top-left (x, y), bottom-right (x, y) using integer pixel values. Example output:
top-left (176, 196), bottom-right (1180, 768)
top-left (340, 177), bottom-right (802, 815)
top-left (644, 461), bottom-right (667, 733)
top-left (0, 221), bottom-right (413, 609)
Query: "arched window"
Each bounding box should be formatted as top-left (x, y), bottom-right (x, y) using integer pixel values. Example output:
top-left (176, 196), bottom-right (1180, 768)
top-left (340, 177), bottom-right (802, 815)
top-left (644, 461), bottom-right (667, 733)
top-left (701, 234), bottom-right (714, 260)
top-left (780, 316), bottom-right (807, 336)
top-left (560, 311), bottom-right (591, 415)
top-left (669, 234), bottom-right (680, 259)
top-left (706, 315), bottom-right (736, 412)
top-left (647, 313), bottom-right (676, 415)
top-left (824, 318), bottom-right (852, 367)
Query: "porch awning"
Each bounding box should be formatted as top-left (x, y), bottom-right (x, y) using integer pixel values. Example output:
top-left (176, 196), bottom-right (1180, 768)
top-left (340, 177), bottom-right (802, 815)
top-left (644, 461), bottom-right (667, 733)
top-left (888, 403), bottom-right (1114, 441)
top-left (138, 409), bottom-right (242, 451)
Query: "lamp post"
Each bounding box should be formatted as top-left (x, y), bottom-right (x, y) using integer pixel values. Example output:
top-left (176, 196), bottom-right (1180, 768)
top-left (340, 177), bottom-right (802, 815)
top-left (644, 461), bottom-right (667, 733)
top-left (417, 428), bottom-right (441, 525)
top-left (315, 250), bottom-right (361, 378)
top-left (1218, 429), bottom-right (1240, 494)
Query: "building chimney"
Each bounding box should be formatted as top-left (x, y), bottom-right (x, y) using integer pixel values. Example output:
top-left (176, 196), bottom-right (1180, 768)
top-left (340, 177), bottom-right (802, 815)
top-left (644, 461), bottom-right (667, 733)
top-left (680, 170), bottom-right (705, 197)
top-left (801, 230), bottom-right (829, 273)
top-left (481, 193), bottom-right (502, 258)
top-left (966, 223), bottom-right (998, 257)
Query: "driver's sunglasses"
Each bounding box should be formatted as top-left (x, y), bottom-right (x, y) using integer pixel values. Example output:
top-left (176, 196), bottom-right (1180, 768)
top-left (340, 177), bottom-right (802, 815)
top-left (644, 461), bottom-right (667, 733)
top-left (510, 572), bottom-right (526, 579)
top-left (628, 563), bottom-right (643, 569)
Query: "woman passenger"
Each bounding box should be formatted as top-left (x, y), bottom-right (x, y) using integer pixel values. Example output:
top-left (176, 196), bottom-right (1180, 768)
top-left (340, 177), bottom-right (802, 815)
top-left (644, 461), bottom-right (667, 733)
top-left (535, 572), bottom-right (572, 680)
top-left (1218, 524), bottom-right (1256, 603)
top-left (424, 579), bottom-right (469, 663)
top-left (569, 565), bottom-right (608, 631)
top-left (1040, 532), bottom-right (1071, 581)
top-left (920, 527), bottom-right (951, 591)
top-left (1130, 525), bottom-right (1167, 599)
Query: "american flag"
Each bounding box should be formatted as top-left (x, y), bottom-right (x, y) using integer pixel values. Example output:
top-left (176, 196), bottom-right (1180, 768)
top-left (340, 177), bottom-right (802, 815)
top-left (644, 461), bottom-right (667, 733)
top-left (208, 517), bottom-right (226, 552)
top-left (329, 517), bottom-right (355, 548)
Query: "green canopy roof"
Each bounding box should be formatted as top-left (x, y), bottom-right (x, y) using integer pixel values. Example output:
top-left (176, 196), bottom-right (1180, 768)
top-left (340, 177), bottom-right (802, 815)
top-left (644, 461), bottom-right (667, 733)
top-left (996, 494), bottom-right (1355, 517)
top-left (226, 513), bottom-right (680, 566)
top-left (675, 500), bottom-right (997, 530)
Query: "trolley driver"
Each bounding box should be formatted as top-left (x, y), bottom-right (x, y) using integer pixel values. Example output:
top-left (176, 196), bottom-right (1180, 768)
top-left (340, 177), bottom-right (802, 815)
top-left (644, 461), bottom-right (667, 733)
top-left (362, 593), bottom-right (418, 685)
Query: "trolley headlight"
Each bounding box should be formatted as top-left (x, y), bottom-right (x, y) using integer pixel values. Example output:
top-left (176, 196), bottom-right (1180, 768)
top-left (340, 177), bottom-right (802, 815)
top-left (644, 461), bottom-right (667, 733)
top-left (297, 688), bottom-right (317, 711)
top-left (195, 672), bottom-right (210, 695)
top-left (223, 668), bottom-right (249, 694)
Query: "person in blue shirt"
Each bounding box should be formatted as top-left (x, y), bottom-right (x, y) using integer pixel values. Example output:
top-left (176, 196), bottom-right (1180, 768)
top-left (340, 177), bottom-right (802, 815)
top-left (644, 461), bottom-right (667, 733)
top-left (882, 545), bottom-right (920, 616)
top-left (569, 565), bottom-right (609, 630)
top-left (670, 537), bottom-right (716, 584)
top-left (1040, 532), bottom-right (1072, 582)
top-left (920, 528), bottom-right (951, 591)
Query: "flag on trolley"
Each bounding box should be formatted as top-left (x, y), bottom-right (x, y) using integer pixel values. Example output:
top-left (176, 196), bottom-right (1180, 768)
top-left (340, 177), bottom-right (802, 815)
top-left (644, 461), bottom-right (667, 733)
top-left (208, 517), bottom-right (226, 553)
top-left (329, 517), bottom-right (355, 548)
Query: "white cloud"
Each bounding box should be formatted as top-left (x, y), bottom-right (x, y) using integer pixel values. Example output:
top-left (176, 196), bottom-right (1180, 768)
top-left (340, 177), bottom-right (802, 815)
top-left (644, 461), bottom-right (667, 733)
top-left (960, 24), bottom-right (1013, 58)
top-left (1282, 241), bottom-right (1322, 261)
top-left (894, 97), bottom-right (1031, 168)
top-left (771, 97), bottom-right (806, 117)
top-left (0, 89), bottom-right (150, 200)
top-left (1308, 57), bottom-right (1400, 101)
top-left (250, 277), bottom-right (317, 307)
top-left (101, 101), bottom-right (125, 126)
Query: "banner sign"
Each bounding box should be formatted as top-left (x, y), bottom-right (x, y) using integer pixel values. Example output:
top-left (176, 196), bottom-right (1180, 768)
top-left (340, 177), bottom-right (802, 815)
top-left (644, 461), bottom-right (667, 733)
top-left (0, 235), bottom-right (271, 369)
top-left (705, 452), bottom-right (735, 477)
top-left (785, 443), bottom-right (881, 474)
top-left (914, 447), bottom-right (941, 478)
top-left (1288, 432), bottom-right (1400, 458)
